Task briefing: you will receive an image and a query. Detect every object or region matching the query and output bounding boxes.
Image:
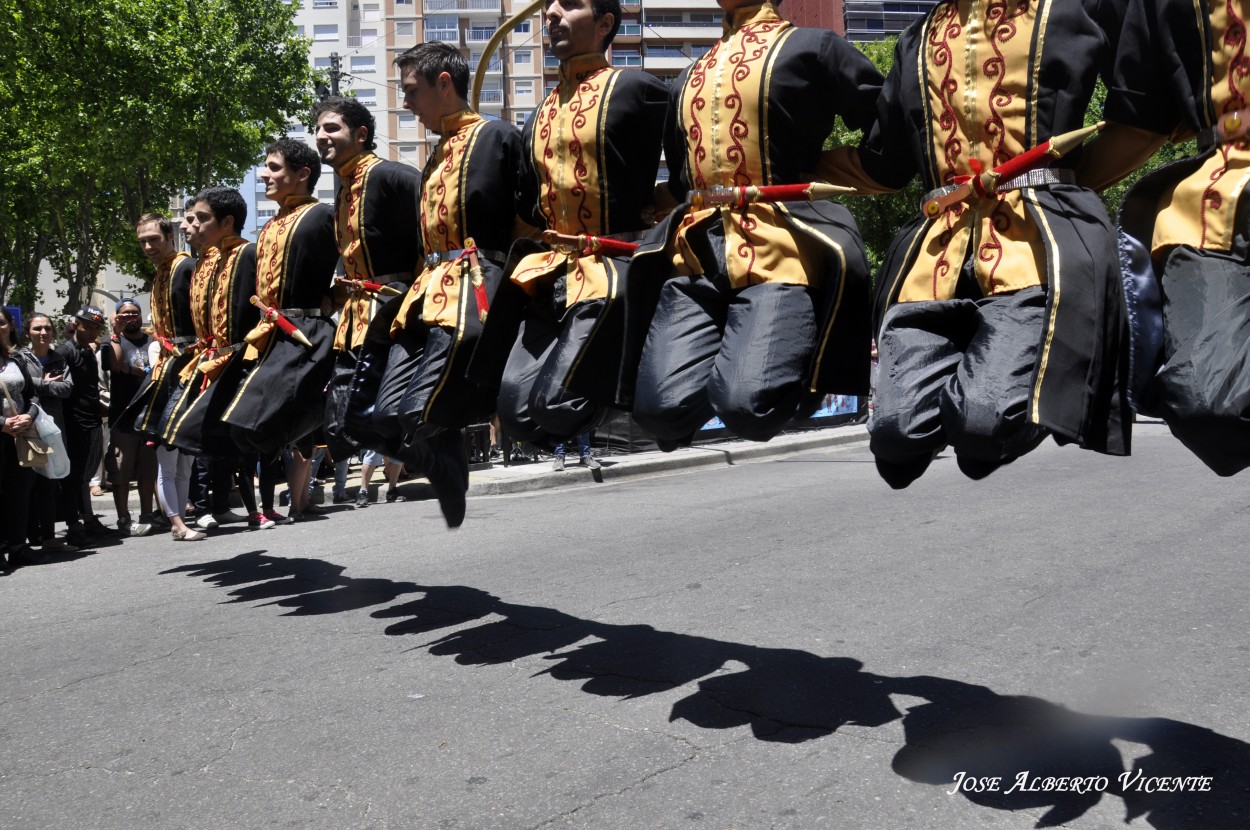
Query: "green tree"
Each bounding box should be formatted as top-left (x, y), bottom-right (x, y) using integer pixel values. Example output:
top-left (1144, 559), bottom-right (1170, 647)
top-left (0, 0), bottom-right (313, 313)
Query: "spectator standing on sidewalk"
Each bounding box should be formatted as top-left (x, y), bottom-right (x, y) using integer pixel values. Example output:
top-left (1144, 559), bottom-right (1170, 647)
top-left (17, 313), bottom-right (76, 552)
top-left (57, 307), bottom-right (112, 546)
top-left (552, 432), bottom-right (599, 471)
top-left (102, 299), bottom-right (157, 536)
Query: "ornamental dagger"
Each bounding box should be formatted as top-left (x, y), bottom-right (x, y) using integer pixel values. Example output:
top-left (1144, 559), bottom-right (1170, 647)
top-left (541, 230), bottom-right (640, 257)
top-left (689, 182), bottom-right (855, 210)
top-left (334, 276), bottom-right (403, 297)
top-left (250, 296), bottom-right (314, 348)
top-left (921, 122), bottom-right (1105, 219)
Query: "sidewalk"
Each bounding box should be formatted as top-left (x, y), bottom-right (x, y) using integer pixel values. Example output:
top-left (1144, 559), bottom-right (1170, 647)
top-left (89, 423), bottom-right (871, 517)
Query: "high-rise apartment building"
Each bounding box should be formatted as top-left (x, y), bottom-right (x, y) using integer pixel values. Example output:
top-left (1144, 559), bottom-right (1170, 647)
top-left (842, 0), bottom-right (938, 41)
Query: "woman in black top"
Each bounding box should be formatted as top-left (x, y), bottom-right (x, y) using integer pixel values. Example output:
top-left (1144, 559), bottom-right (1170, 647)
top-left (0, 307), bottom-right (40, 569)
top-left (18, 312), bottom-right (75, 553)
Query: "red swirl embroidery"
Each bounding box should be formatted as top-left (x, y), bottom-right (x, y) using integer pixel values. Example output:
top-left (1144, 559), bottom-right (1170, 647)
top-left (929, 2), bottom-right (964, 182)
top-left (982, 0), bottom-right (1030, 166)
top-left (979, 201), bottom-right (1013, 288)
top-left (932, 206), bottom-right (965, 297)
top-left (724, 19), bottom-right (782, 187)
top-left (686, 43), bottom-right (717, 190)
top-left (536, 69), bottom-right (607, 233)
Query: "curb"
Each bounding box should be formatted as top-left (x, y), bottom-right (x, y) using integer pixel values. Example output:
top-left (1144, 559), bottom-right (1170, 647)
top-left (464, 425), bottom-right (871, 497)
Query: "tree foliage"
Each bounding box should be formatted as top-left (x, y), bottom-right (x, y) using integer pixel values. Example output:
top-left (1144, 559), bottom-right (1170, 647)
top-left (0, 0), bottom-right (313, 312)
top-left (826, 36), bottom-right (1194, 281)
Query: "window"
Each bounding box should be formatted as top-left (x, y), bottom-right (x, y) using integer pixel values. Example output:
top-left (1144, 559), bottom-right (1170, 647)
top-left (397, 144), bottom-right (418, 154)
top-left (515, 20), bottom-right (531, 34)
top-left (618, 22), bottom-right (641, 36)
top-left (360, 28), bottom-right (378, 38)
top-left (396, 21), bottom-right (415, 36)
top-left (354, 88), bottom-right (377, 105)
top-left (396, 0), bottom-right (412, 4)
top-left (468, 26), bottom-right (494, 42)
top-left (610, 49), bottom-right (641, 67)
top-left (425, 14), bottom-right (457, 41)
top-left (514, 49), bottom-right (532, 66)
top-left (514, 79), bottom-right (533, 96)
top-left (313, 24), bottom-right (338, 41)
top-left (350, 56), bottom-right (376, 73)
top-left (314, 56), bottom-right (333, 69)
top-left (398, 113), bottom-right (417, 129)
top-left (514, 110), bottom-right (529, 126)
top-left (647, 13), bottom-right (682, 24)
top-left (688, 13), bottom-right (718, 23)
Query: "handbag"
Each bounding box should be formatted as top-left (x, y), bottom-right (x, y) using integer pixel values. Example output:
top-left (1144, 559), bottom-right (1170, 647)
top-left (0, 376), bottom-right (54, 470)
top-left (29, 403), bottom-right (69, 479)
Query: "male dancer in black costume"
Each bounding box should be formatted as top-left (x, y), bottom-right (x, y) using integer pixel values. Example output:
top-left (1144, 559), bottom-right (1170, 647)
top-left (163, 187), bottom-right (266, 526)
top-left (818, 0), bottom-right (1162, 486)
top-left (314, 97), bottom-right (466, 527)
top-left (222, 139), bottom-right (338, 517)
top-left (1114, 0), bottom-right (1250, 476)
top-left (483, 0), bottom-right (667, 446)
top-left (367, 43), bottom-right (531, 523)
top-left (627, 0), bottom-right (881, 449)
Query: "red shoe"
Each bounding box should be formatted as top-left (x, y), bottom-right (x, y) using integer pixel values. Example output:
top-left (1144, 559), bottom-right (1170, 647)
top-left (249, 512), bottom-right (276, 530)
top-left (264, 509), bottom-right (293, 526)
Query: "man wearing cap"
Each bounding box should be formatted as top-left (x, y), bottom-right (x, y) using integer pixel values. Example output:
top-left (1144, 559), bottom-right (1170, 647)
top-left (57, 307), bottom-right (111, 545)
top-left (102, 298), bottom-right (157, 536)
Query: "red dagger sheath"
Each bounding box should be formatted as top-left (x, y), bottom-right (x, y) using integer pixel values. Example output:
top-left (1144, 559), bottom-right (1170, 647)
top-left (250, 296), bottom-right (314, 348)
top-left (922, 122), bottom-right (1105, 218)
top-left (542, 230), bottom-right (640, 257)
top-left (689, 182), bottom-right (854, 209)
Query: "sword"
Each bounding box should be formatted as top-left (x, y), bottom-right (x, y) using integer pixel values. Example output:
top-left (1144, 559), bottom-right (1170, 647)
top-left (921, 122), bottom-right (1105, 219)
top-left (462, 238), bottom-right (491, 323)
top-left (689, 182), bottom-right (855, 210)
top-left (250, 296), bottom-right (314, 348)
top-left (542, 230), bottom-right (640, 257)
top-left (334, 276), bottom-right (403, 297)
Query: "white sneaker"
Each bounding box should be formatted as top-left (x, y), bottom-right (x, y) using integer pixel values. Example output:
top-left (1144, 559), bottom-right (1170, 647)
top-left (192, 514), bottom-right (219, 530)
top-left (212, 510), bottom-right (249, 526)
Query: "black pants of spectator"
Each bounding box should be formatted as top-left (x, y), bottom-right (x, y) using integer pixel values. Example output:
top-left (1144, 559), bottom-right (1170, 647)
top-left (1151, 243), bottom-right (1250, 476)
top-left (868, 286), bottom-right (1049, 488)
top-left (634, 275), bottom-right (818, 445)
top-left (1, 437), bottom-right (34, 549)
top-left (498, 296), bottom-right (608, 445)
top-left (208, 455), bottom-right (258, 516)
top-left (61, 422), bottom-right (103, 526)
top-left (188, 454), bottom-right (211, 517)
top-left (27, 474), bottom-right (59, 544)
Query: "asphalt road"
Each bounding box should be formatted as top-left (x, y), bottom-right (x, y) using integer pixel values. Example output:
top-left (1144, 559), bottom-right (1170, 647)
top-left (1, 422), bottom-right (1247, 829)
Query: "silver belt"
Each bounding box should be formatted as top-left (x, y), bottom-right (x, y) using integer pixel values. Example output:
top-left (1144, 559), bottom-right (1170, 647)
top-left (424, 247), bottom-right (506, 268)
top-left (921, 168), bottom-right (1076, 206)
top-left (276, 308), bottom-right (323, 318)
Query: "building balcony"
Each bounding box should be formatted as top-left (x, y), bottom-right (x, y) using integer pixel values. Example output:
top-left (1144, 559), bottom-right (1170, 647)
top-left (643, 24), bottom-right (722, 40)
top-left (466, 30), bottom-right (496, 43)
top-left (425, 29), bottom-right (461, 44)
top-left (312, 0), bottom-right (338, 8)
top-left (641, 55), bottom-right (693, 71)
top-left (478, 89), bottom-right (504, 104)
top-left (423, 0), bottom-right (500, 14)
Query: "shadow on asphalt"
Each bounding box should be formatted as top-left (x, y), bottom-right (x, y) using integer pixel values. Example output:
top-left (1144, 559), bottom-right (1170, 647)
top-left (164, 551), bottom-right (1250, 830)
